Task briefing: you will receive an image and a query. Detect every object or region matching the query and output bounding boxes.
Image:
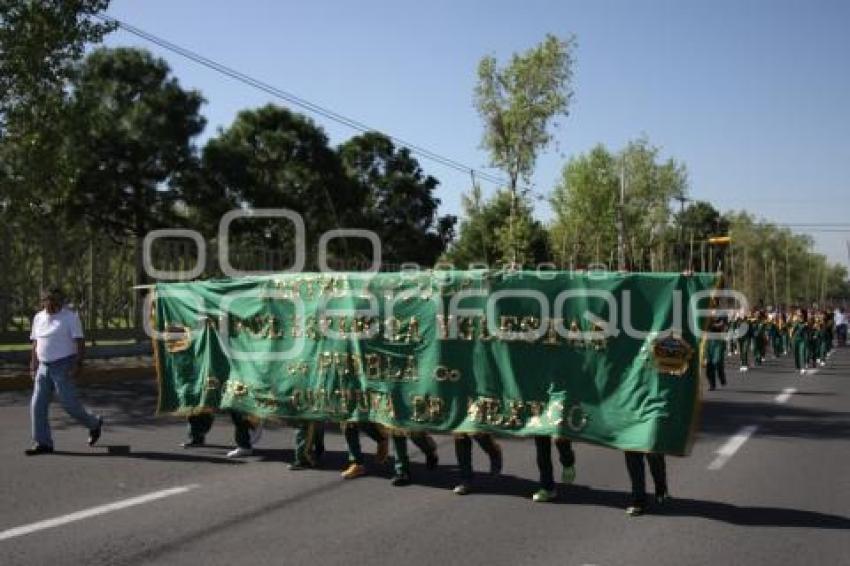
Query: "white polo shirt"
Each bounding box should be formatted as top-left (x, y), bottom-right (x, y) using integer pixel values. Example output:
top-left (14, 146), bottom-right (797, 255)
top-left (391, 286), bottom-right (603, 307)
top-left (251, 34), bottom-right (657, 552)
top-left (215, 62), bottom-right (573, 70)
top-left (30, 307), bottom-right (85, 363)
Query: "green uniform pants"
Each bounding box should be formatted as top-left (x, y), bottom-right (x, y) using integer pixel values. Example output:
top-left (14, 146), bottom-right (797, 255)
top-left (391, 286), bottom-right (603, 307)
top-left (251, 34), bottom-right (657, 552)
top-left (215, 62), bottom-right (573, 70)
top-left (293, 420), bottom-right (325, 466)
top-left (535, 436), bottom-right (575, 491)
top-left (392, 432), bottom-right (436, 477)
top-left (343, 422), bottom-right (385, 465)
top-left (454, 433), bottom-right (501, 481)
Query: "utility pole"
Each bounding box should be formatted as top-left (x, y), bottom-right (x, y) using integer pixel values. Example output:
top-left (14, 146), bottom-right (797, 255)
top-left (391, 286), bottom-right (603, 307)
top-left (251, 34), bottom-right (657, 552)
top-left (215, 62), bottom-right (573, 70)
top-left (673, 195), bottom-right (690, 271)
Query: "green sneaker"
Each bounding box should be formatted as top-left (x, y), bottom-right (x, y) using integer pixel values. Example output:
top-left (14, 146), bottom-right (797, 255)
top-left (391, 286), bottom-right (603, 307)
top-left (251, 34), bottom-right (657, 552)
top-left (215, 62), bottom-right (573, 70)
top-left (561, 465), bottom-right (576, 485)
top-left (532, 488), bottom-right (556, 503)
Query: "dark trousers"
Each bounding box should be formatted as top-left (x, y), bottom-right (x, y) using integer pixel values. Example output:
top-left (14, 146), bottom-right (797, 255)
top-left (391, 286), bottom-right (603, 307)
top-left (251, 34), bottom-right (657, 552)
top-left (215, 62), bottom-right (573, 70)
top-left (186, 412), bottom-right (254, 448)
top-left (454, 433), bottom-right (500, 481)
top-left (344, 422), bottom-right (385, 464)
top-left (392, 432), bottom-right (436, 476)
top-left (706, 361), bottom-right (726, 389)
top-left (293, 420), bottom-right (325, 466)
top-left (793, 340), bottom-right (807, 370)
top-left (624, 451), bottom-right (667, 505)
top-left (535, 436), bottom-right (575, 491)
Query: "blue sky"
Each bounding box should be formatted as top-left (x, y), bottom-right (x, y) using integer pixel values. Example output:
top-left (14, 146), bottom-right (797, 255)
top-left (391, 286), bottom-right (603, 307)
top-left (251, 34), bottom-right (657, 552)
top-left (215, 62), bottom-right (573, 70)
top-left (104, 0), bottom-right (850, 268)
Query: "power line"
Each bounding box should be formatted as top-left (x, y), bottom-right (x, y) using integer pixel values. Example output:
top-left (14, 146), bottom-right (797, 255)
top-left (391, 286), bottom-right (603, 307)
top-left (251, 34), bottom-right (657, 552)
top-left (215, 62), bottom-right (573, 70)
top-left (97, 14), bottom-right (516, 190)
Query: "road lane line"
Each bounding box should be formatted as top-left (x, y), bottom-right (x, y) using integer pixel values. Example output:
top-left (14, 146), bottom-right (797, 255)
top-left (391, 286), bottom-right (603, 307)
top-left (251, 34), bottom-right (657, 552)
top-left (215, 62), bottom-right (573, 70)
top-left (774, 387), bottom-right (796, 404)
top-left (707, 425), bottom-right (758, 470)
top-left (0, 484), bottom-right (200, 542)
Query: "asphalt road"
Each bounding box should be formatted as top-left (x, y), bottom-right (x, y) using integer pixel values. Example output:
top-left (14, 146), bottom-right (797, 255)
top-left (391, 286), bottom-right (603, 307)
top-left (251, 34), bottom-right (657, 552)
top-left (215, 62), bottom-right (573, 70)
top-left (1, 350), bottom-right (848, 566)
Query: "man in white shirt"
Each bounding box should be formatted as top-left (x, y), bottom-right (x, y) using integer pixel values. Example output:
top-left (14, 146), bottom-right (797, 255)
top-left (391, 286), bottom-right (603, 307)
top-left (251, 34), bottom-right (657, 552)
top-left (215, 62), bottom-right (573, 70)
top-left (26, 287), bottom-right (103, 455)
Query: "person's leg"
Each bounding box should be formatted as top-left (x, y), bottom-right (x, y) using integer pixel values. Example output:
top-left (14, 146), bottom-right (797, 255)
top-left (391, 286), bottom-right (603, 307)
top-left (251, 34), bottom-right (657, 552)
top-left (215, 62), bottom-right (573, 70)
top-left (50, 359), bottom-right (100, 430)
top-left (391, 433), bottom-right (411, 485)
top-left (230, 411), bottom-right (252, 449)
top-left (717, 358), bottom-right (727, 386)
top-left (186, 413), bottom-right (213, 445)
top-left (473, 433), bottom-right (502, 474)
top-left (409, 432), bottom-right (439, 470)
top-left (453, 434), bottom-right (473, 493)
top-left (555, 437), bottom-right (576, 483)
top-left (647, 453), bottom-right (668, 500)
top-left (624, 451), bottom-right (647, 514)
top-left (534, 436), bottom-right (555, 500)
top-left (739, 338), bottom-right (749, 368)
top-left (706, 362), bottom-right (717, 390)
top-left (30, 364), bottom-right (55, 449)
top-left (290, 421), bottom-right (318, 469)
top-left (343, 423), bottom-right (365, 465)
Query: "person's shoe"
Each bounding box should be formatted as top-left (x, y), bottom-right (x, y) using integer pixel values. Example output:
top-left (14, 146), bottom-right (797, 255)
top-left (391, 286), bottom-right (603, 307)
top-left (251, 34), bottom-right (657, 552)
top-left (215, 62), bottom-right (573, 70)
top-left (226, 447), bottom-right (253, 458)
top-left (489, 445), bottom-right (503, 476)
top-left (375, 436), bottom-right (389, 465)
top-left (739, 366), bottom-right (748, 372)
top-left (532, 488), bottom-right (557, 503)
top-left (249, 424), bottom-right (264, 447)
top-left (819, 360), bottom-right (826, 367)
top-left (88, 417), bottom-right (103, 447)
top-left (708, 385), bottom-right (716, 391)
top-left (181, 438), bottom-right (205, 448)
top-left (625, 503), bottom-right (645, 516)
top-left (655, 492), bottom-right (672, 505)
top-left (800, 369), bottom-right (807, 376)
top-left (391, 473), bottom-right (411, 487)
top-left (561, 465), bottom-right (576, 485)
top-left (24, 444), bottom-right (53, 456)
top-left (341, 463), bottom-right (366, 479)
top-left (453, 483), bottom-right (470, 495)
top-left (288, 462), bottom-right (312, 471)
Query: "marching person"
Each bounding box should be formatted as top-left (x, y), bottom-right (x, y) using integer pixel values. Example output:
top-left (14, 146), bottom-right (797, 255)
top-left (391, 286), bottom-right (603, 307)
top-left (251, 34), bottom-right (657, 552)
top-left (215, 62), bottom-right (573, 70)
top-left (752, 311), bottom-right (768, 367)
top-left (624, 451), bottom-right (669, 516)
top-left (791, 309), bottom-right (809, 375)
top-left (737, 311), bottom-right (753, 372)
top-left (531, 436), bottom-right (576, 502)
top-left (452, 433), bottom-right (503, 495)
top-left (705, 311), bottom-right (728, 390)
top-left (26, 287), bottom-right (103, 455)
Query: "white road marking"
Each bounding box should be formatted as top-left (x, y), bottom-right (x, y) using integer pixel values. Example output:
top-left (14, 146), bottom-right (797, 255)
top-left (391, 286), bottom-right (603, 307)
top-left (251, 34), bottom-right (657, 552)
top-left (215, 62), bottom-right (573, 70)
top-left (0, 484), bottom-right (200, 542)
top-left (708, 425), bottom-right (759, 470)
top-left (774, 387), bottom-right (796, 404)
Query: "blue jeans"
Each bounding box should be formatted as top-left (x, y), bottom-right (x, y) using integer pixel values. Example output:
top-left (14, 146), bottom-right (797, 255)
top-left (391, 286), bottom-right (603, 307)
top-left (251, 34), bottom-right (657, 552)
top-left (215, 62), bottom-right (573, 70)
top-left (31, 355), bottom-right (99, 447)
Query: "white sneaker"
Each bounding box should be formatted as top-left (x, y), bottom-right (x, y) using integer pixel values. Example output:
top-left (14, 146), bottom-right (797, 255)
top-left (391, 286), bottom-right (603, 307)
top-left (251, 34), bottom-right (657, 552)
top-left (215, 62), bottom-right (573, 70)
top-left (249, 424), bottom-right (264, 447)
top-left (739, 366), bottom-right (748, 372)
top-left (800, 369), bottom-right (806, 376)
top-left (819, 360), bottom-right (826, 367)
top-left (227, 447), bottom-right (253, 458)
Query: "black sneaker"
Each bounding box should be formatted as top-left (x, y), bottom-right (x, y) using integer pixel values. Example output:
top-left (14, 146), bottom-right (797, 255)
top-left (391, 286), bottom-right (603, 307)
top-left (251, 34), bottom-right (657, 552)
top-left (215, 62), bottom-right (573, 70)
top-left (288, 462), bottom-right (313, 471)
top-left (181, 438), bottom-right (206, 448)
top-left (88, 417), bottom-right (103, 447)
top-left (391, 474), bottom-right (411, 487)
top-left (24, 444), bottom-right (54, 456)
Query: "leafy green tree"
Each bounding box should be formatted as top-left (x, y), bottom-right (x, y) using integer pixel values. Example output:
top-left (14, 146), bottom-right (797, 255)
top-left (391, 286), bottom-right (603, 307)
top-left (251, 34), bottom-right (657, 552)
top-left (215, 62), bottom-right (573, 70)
top-left (549, 139), bottom-right (688, 270)
top-left (474, 33), bottom-right (575, 262)
top-left (549, 144), bottom-right (619, 267)
top-left (444, 186), bottom-right (549, 268)
top-left (185, 104), bottom-right (357, 265)
top-left (0, 0), bottom-right (114, 217)
top-left (338, 132), bottom-right (455, 267)
top-left (65, 48), bottom-right (206, 239)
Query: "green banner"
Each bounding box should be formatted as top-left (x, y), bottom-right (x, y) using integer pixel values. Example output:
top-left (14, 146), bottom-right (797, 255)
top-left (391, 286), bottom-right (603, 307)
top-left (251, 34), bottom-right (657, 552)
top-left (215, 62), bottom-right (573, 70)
top-left (153, 270), bottom-right (718, 455)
